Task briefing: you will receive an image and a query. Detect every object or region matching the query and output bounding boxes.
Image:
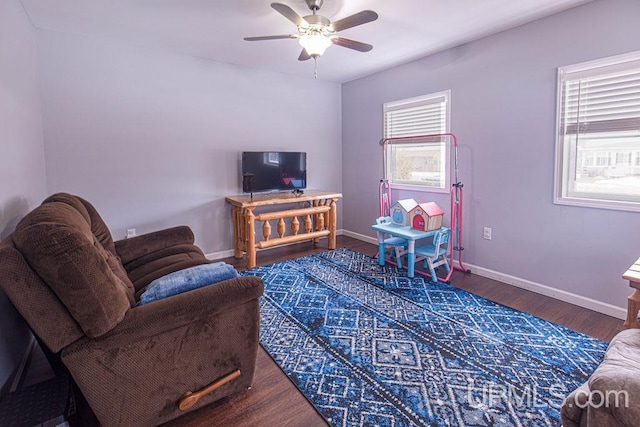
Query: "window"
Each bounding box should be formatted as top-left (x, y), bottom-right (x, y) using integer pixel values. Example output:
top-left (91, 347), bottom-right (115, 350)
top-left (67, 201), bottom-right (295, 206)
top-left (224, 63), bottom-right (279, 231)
top-left (555, 51), bottom-right (640, 212)
top-left (383, 90), bottom-right (450, 192)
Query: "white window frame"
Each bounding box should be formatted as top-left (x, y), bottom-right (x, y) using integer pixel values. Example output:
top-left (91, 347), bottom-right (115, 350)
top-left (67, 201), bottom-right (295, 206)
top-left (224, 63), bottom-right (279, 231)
top-left (554, 51), bottom-right (640, 212)
top-left (383, 90), bottom-right (451, 193)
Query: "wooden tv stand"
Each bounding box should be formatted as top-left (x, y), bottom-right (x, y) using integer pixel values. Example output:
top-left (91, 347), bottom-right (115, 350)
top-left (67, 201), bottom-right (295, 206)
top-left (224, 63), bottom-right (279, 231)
top-left (225, 190), bottom-right (342, 268)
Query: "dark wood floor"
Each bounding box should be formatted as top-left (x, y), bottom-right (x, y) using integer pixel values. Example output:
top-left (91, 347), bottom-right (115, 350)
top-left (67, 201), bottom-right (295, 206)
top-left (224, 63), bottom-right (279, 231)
top-left (22, 236), bottom-right (624, 426)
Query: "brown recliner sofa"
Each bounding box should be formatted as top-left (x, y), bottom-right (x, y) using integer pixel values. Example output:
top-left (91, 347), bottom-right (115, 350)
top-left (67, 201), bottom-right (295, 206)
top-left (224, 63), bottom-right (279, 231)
top-left (561, 328), bottom-right (640, 427)
top-left (0, 193), bottom-right (264, 426)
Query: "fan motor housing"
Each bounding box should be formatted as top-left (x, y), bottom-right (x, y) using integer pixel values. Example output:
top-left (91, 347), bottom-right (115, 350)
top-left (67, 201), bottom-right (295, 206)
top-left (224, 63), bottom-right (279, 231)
top-left (305, 0), bottom-right (324, 11)
top-left (303, 14), bottom-right (330, 27)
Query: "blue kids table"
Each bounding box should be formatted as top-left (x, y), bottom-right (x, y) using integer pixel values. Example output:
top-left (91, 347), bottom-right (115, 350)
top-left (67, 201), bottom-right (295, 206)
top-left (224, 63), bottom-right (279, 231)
top-left (371, 222), bottom-right (439, 278)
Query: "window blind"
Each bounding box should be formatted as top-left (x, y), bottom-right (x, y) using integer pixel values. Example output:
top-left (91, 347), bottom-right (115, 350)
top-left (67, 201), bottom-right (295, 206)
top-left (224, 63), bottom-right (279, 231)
top-left (560, 58), bottom-right (640, 135)
top-left (384, 94), bottom-right (447, 138)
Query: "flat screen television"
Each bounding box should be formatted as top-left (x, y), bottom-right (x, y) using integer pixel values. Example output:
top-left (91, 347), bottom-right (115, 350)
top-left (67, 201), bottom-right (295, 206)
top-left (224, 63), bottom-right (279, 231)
top-left (241, 151), bottom-right (307, 193)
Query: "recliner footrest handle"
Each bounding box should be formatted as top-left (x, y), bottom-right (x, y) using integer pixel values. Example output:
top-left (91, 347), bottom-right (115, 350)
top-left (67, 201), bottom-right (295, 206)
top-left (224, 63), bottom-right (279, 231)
top-left (178, 369), bottom-right (242, 410)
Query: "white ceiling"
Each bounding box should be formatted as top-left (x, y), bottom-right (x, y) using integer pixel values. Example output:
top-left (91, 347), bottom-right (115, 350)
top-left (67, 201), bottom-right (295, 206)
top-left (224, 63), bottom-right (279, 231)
top-left (20, 0), bottom-right (592, 83)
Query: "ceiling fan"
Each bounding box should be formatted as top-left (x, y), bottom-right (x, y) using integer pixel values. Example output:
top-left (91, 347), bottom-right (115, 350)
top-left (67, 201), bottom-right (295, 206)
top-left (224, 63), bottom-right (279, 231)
top-left (244, 0), bottom-right (378, 76)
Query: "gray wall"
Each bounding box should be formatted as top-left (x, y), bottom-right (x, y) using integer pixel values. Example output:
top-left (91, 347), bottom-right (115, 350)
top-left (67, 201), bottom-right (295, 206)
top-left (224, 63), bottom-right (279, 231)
top-left (0, 0), bottom-right (47, 391)
top-left (342, 0), bottom-right (640, 311)
top-left (37, 30), bottom-right (343, 254)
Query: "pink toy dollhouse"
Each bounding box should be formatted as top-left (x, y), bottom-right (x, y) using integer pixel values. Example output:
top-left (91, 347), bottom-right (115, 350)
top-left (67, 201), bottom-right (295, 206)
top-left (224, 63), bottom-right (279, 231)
top-left (410, 202), bottom-right (444, 231)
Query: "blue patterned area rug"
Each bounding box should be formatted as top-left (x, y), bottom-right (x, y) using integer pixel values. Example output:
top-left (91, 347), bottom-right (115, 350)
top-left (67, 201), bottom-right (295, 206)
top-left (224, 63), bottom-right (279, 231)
top-left (242, 248), bottom-right (608, 426)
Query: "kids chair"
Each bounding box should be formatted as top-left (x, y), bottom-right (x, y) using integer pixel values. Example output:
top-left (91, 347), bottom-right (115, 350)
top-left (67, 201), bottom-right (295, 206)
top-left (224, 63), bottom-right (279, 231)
top-left (415, 227), bottom-right (451, 284)
top-left (376, 216), bottom-right (408, 268)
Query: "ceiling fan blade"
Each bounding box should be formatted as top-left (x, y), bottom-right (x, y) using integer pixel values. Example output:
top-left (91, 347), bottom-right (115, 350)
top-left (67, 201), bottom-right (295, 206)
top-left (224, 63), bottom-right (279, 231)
top-left (331, 37), bottom-right (373, 52)
top-left (331, 10), bottom-right (378, 32)
top-left (271, 3), bottom-right (308, 28)
top-left (244, 34), bottom-right (298, 41)
top-left (298, 49), bottom-right (311, 61)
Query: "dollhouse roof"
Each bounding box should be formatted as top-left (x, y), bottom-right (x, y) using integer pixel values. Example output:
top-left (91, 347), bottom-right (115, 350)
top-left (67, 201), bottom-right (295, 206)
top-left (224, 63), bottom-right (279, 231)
top-left (416, 202), bottom-right (444, 217)
top-left (391, 199), bottom-right (418, 212)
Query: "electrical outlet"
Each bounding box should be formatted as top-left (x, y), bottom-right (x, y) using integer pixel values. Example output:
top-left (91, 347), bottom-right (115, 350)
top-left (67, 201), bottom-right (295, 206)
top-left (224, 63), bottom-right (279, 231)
top-left (126, 228), bottom-right (136, 239)
top-left (483, 227), bottom-right (492, 240)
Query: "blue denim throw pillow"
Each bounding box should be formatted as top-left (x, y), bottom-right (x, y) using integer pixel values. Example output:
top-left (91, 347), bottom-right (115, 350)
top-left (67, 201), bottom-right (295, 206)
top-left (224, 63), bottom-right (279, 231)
top-left (137, 262), bottom-right (239, 305)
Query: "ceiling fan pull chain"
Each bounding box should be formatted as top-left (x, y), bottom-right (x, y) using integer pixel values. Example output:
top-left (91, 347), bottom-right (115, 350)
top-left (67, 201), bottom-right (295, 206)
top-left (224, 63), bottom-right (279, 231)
top-left (314, 57), bottom-right (318, 79)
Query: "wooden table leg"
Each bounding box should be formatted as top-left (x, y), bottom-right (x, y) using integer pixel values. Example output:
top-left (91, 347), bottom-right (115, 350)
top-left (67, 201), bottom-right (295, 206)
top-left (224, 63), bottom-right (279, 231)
top-left (245, 208), bottom-right (256, 268)
top-left (624, 288), bottom-right (640, 329)
top-left (232, 207), bottom-right (244, 259)
top-left (312, 200), bottom-right (320, 248)
top-left (328, 198), bottom-right (337, 250)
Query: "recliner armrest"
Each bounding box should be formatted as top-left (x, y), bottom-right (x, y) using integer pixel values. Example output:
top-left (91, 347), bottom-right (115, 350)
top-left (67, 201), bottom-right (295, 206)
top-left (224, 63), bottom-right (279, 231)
top-left (60, 274), bottom-right (264, 426)
top-left (69, 275), bottom-right (263, 348)
top-left (561, 329), bottom-right (640, 427)
top-left (114, 225), bottom-right (195, 265)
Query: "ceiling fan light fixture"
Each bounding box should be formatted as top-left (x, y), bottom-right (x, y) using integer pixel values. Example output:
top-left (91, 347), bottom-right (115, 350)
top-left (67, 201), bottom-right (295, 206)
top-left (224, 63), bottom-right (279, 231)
top-left (245, 1), bottom-right (378, 78)
top-left (298, 33), bottom-right (332, 57)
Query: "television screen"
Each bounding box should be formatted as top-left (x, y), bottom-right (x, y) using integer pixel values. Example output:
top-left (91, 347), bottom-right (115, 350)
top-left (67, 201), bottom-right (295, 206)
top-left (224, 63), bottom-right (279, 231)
top-left (242, 151), bottom-right (307, 193)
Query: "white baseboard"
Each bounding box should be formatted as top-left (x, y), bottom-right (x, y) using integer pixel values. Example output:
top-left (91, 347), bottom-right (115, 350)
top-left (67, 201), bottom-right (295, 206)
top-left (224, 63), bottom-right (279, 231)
top-left (205, 229), bottom-right (349, 261)
top-left (343, 231), bottom-right (627, 320)
top-left (341, 229), bottom-right (377, 245)
top-left (463, 263), bottom-right (626, 320)
top-left (205, 249), bottom-right (235, 261)
top-left (207, 229), bottom-right (625, 320)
